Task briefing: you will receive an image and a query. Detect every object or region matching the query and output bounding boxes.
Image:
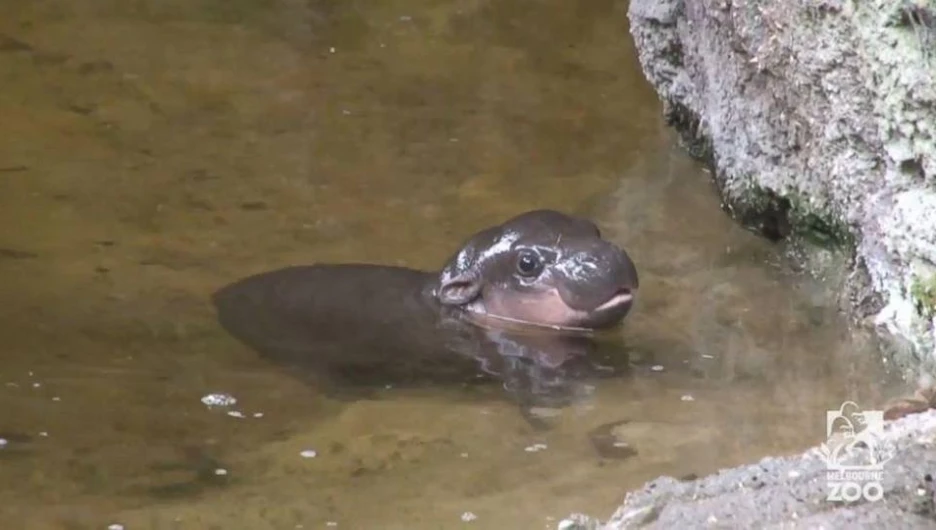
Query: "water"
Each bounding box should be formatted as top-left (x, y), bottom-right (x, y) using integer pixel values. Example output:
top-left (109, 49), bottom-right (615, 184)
top-left (0, 1), bottom-right (905, 528)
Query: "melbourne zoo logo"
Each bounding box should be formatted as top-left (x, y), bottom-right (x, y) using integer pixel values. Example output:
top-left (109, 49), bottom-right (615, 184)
top-left (819, 401), bottom-right (896, 503)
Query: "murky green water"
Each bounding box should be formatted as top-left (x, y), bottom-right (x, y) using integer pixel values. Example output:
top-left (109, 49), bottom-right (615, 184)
top-left (0, 1), bottom-right (906, 529)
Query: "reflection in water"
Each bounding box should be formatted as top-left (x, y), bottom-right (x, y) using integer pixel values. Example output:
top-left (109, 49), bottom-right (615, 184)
top-left (0, 0), bottom-right (907, 528)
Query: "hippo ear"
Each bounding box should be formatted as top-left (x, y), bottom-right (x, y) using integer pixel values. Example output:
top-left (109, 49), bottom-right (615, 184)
top-left (437, 271), bottom-right (482, 306)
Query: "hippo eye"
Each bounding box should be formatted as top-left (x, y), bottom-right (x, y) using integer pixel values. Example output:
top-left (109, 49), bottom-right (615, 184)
top-left (515, 250), bottom-right (543, 278)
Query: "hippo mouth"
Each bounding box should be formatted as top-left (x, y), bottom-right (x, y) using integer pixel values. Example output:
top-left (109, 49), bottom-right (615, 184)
top-left (594, 287), bottom-right (634, 313)
top-left (465, 285), bottom-right (637, 333)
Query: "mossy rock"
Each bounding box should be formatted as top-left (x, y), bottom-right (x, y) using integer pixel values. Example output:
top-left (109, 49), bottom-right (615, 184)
top-left (719, 179), bottom-right (855, 249)
top-left (911, 275), bottom-right (936, 319)
top-left (660, 100), bottom-right (855, 249)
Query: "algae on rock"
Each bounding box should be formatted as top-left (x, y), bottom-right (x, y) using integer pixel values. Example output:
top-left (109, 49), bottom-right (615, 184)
top-left (912, 274), bottom-right (936, 320)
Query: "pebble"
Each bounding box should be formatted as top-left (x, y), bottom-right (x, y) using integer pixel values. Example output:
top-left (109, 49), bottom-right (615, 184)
top-left (651, 365), bottom-right (665, 372)
top-left (300, 449), bottom-right (318, 459)
top-left (524, 443), bottom-right (548, 453)
top-left (461, 512), bottom-right (477, 522)
top-left (326, 522), bottom-right (338, 527)
top-left (0, 438), bottom-right (7, 448)
top-left (214, 468), bottom-right (228, 476)
top-left (39, 431), bottom-right (48, 437)
top-left (556, 516), bottom-right (600, 530)
top-left (227, 411), bottom-right (246, 419)
top-left (201, 393), bottom-right (237, 408)
top-left (253, 412), bottom-right (264, 418)
top-left (329, 47), bottom-right (336, 53)
top-left (681, 394), bottom-right (695, 402)
top-left (107, 525), bottom-right (125, 530)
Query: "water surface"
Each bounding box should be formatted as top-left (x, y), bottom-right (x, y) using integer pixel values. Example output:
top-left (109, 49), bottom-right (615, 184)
top-left (0, 1), bottom-right (903, 528)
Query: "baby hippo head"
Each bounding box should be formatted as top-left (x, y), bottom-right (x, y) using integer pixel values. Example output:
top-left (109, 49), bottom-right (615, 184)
top-left (434, 210), bottom-right (639, 331)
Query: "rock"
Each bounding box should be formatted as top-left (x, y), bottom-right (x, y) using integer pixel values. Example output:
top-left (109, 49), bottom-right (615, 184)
top-left (569, 411), bottom-right (936, 528)
top-left (626, 0), bottom-right (936, 367)
top-left (557, 513), bottom-right (603, 530)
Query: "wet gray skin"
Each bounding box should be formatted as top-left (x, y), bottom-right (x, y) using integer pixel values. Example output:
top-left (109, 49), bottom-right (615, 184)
top-left (212, 209), bottom-right (639, 421)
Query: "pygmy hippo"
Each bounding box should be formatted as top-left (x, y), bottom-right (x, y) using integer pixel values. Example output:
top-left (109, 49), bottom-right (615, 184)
top-left (212, 209), bottom-right (639, 404)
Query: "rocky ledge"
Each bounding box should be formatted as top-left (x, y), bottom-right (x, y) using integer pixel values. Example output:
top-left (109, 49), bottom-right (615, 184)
top-left (586, 410), bottom-right (936, 529)
top-left (625, 0), bottom-right (936, 368)
top-left (560, 411), bottom-right (936, 529)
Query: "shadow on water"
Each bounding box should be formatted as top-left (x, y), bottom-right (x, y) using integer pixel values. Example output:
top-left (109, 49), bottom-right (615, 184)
top-left (0, 0), bottom-right (907, 528)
